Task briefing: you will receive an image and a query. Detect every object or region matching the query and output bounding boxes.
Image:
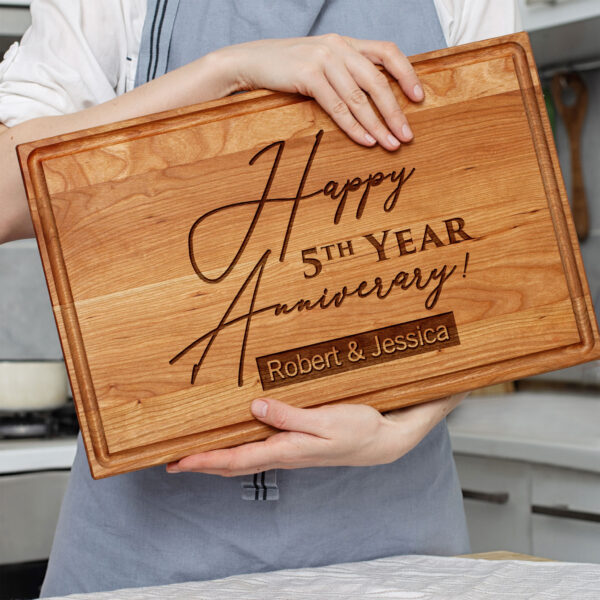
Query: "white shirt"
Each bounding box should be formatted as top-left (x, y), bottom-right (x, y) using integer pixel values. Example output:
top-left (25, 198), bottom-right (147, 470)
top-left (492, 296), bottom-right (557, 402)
top-left (0, 0), bottom-right (520, 127)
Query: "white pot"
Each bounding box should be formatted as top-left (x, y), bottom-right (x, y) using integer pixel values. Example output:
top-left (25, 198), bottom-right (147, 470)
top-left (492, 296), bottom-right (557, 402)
top-left (0, 361), bottom-right (70, 412)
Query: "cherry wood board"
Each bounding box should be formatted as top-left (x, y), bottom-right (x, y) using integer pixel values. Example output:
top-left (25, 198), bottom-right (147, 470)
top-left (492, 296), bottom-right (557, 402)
top-left (17, 33), bottom-right (600, 478)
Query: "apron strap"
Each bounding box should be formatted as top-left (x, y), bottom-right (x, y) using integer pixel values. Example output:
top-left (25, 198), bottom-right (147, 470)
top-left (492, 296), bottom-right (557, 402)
top-left (136, 0), bottom-right (181, 86)
top-left (241, 471), bottom-right (279, 501)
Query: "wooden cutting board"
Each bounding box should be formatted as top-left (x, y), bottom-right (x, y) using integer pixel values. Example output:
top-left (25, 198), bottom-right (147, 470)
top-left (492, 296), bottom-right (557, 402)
top-left (17, 32), bottom-right (600, 478)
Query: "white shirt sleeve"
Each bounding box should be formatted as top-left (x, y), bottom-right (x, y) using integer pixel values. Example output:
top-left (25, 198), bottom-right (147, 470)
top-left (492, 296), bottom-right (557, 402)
top-left (0, 0), bottom-right (146, 127)
top-left (434, 0), bottom-right (521, 46)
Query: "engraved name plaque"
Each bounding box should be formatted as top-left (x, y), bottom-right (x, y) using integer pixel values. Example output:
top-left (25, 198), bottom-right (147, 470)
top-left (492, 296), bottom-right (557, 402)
top-left (18, 33), bottom-right (600, 478)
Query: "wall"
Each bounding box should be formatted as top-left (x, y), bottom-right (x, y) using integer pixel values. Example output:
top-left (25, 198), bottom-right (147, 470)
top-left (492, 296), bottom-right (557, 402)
top-left (0, 238), bottom-right (62, 358)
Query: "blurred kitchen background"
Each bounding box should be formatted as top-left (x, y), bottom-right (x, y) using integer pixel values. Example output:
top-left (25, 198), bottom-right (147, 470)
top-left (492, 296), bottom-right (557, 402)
top-left (1, 1), bottom-right (600, 598)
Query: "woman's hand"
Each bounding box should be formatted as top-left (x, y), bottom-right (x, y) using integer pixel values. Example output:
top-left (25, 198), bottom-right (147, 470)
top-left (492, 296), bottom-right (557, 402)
top-left (218, 35), bottom-right (424, 151)
top-left (166, 394), bottom-right (466, 476)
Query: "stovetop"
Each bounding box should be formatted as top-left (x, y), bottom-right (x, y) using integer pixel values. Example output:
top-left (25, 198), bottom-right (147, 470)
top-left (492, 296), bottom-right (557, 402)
top-left (0, 403), bottom-right (79, 473)
top-left (0, 402), bottom-right (78, 440)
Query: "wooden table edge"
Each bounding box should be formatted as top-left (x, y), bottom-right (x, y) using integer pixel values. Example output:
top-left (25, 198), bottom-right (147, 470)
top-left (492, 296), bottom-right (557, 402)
top-left (460, 551), bottom-right (553, 562)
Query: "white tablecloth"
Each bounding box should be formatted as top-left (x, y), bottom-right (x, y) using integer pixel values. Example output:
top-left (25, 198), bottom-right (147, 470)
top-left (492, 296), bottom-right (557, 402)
top-left (45, 554), bottom-right (600, 599)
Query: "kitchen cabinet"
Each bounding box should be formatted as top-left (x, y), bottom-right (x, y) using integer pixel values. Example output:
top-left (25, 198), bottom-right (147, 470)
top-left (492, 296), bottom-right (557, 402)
top-left (0, 470), bottom-right (69, 565)
top-left (0, 4), bottom-right (29, 37)
top-left (532, 514), bottom-right (600, 563)
top-left (454, 455), bottom-right (532, 555)
top-left (450, 392), bottom-right (600, 562)
top-left (454, 455), bottom-right (600, 562)
top-left (519, 0), bottom-right (600, 32)
top-left (531, 465), bottom-right (600, 562)
top-left (0, 1), bottom-right (30, 57)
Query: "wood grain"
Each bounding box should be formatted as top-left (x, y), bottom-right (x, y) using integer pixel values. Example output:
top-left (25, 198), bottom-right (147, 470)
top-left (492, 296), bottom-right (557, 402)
top-left (17, 33), bottom-right (600, 478)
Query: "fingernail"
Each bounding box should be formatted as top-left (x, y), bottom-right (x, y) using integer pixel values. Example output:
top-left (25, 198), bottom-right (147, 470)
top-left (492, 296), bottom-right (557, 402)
top-left (413, 84), bottom-right (424, 101)
top-left (387, 134), bottom-right (400, 148)
top-left (365, 133), bottom-right (376, 145)
top-left (402, 123), bottom-right (413, 140)
top-left (252, 399), bottom-right (268, 418)
top-left (166, 463), bottom-right (181, 473)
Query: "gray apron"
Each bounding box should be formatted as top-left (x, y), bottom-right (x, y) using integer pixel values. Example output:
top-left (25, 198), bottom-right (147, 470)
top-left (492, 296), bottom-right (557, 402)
top-left (41, 2), bottom-right (469, 596)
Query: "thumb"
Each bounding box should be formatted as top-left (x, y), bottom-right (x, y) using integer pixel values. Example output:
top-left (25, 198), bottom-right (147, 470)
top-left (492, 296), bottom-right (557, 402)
top-left (251, 398), bottom-right (327, 436)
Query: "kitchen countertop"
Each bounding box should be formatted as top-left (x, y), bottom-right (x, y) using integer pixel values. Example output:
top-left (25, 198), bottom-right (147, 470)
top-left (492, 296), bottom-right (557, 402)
top-left (0, 437), bottom-right (76, 474)
top-left (447, 390), bottom-right (600, 473)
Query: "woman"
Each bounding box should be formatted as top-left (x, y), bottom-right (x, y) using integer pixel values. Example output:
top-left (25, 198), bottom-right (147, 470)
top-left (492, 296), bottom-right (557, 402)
top-left (0, 1), bottom-right (519, 595)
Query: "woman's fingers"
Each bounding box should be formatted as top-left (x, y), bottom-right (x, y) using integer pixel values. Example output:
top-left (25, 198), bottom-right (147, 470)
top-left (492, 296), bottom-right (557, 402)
top-left (168, 431), bottom-right (319, 476)
top-left (345, 53), bottom-right (413, 143)
top-left (307, 71), bottom-right (377, 147)
top-left (324, 60), bottom-right (401, 150)
top-left (316, 38), bottom-right (420, 149)
top-left (354, 39), bottom-right (424, 103)
top-left (170, 439), bottom-right (283, 475)
top-left (251, 398), bottom-right (332, 438)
